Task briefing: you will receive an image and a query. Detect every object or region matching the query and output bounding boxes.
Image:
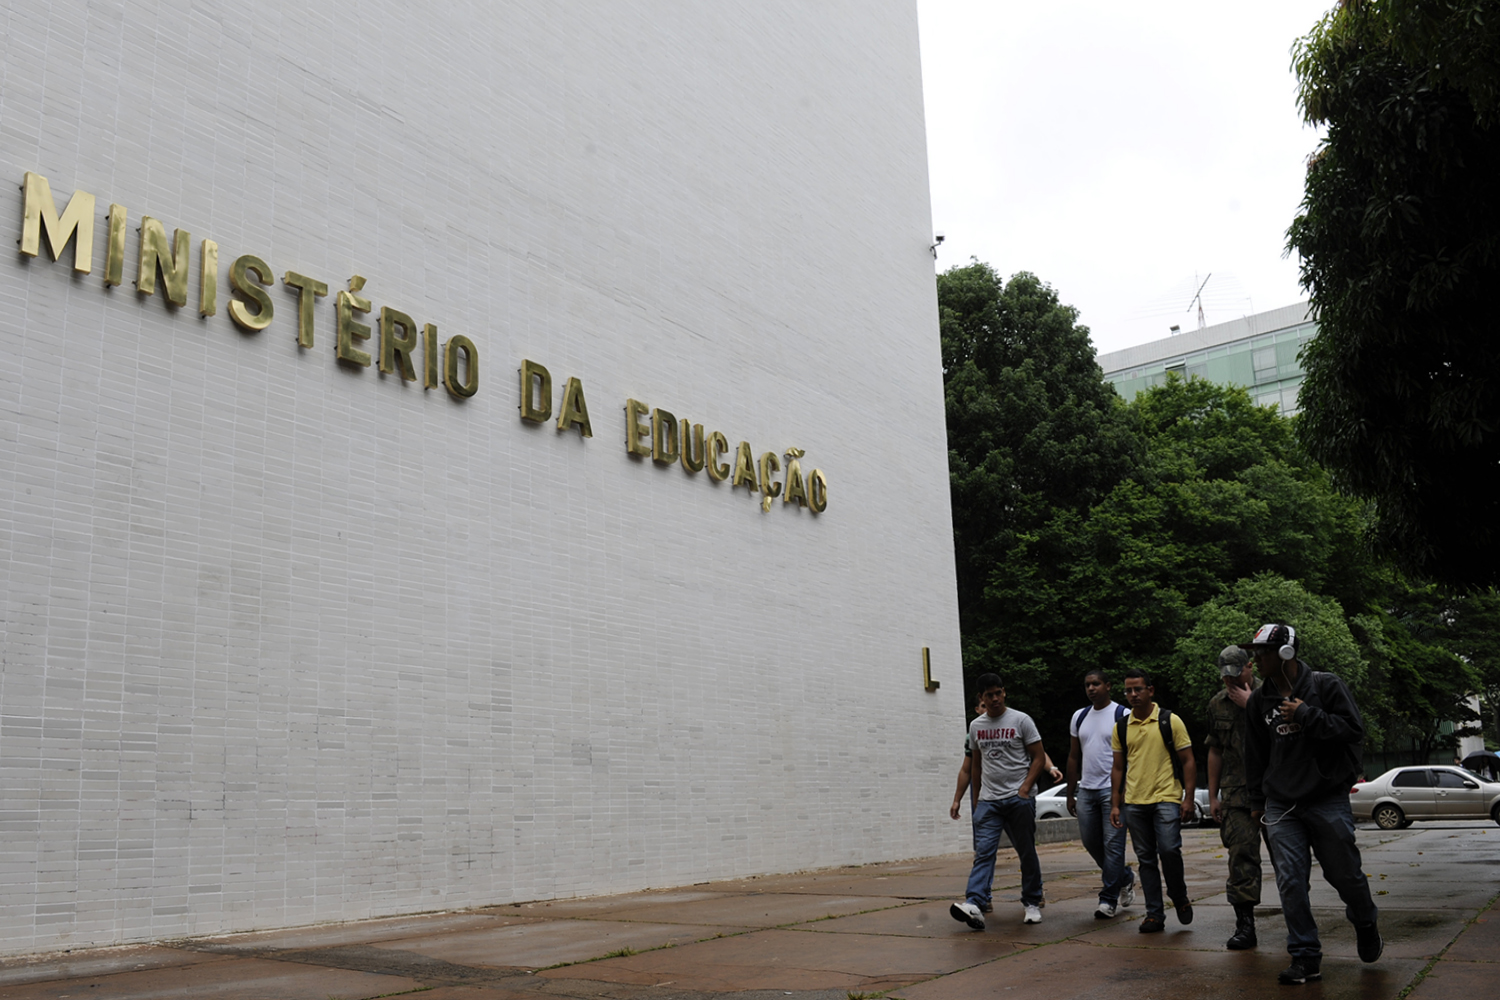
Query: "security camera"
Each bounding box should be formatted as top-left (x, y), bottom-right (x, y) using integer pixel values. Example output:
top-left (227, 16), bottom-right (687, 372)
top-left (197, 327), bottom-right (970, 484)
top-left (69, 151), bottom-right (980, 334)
top-left (934, 231), bottom-right (946, 244)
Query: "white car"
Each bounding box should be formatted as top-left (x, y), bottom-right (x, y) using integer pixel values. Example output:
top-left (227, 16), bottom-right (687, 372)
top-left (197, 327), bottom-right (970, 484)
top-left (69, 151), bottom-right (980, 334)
top-left (1351, 765), bottom-right (1500, 829)
top-left (1034, 785), bottom-right (1071, 820)
top-left (1030, 786), bottom-right (1209, 825)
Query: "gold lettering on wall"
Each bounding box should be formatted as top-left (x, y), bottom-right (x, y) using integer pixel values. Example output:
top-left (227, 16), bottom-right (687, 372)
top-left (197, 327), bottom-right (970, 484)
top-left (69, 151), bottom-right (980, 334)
top-left (705, 431), bottom-right (730, 482)
top-left (20, 172), bottom-right (94, 273)
top-left (379, 306), bottom-right (420, 380)
top-left (680, 422), bottom-right (705, 473)
top-left (443, 335), bottom-right (479, 398)
top-left (520, 359), bottom-right (552, 422)
top-left (651, 409), bottom-right (679, 465)
top-left (556, 377), bottom-right (592, 437)
top-left (757, 451), bottom-right (782, 511)
top-left (606, 383), bottom-right (828, 513)
top-left (809, 469), bottom-right (829, 512)
top-left (783, 450), bottom-right (808, 507)
top-left (199, 239), bottom-right (218, 316)
top-left (104, 204), bottom-right (127, 287)
top-left (136, 216), bottom-right (191, 306)
top-left (731, 441), bottom-right (759, 492)
top-left (423, 324), bottom-right (440, 389)
top-left (282, 271), bottom-right (328, 348)
top-left (227, 254), bottom-right (274, 332)
top-left (336, 276), bottom-right (372, 366)
top-left (625, 398), bottom-right (651, 456)
top-left (17, 169), bottom-right (478, 401)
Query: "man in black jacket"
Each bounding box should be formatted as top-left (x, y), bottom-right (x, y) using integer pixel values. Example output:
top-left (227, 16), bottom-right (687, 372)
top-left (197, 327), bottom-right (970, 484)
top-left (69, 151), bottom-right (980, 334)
top-left (1242, 623), bottom-right (1382, 986)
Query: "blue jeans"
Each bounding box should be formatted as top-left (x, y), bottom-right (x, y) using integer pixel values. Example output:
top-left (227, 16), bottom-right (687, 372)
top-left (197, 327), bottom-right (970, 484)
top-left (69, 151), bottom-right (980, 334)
top-left (1265, 795), bottom-right (1378, 960)
top-left (1076, 787), bottom-right (1133, 905)
top-left (965, 796), bottom-right (1043, 908)
top-left (1123, 802), bottom-right (1186, 921)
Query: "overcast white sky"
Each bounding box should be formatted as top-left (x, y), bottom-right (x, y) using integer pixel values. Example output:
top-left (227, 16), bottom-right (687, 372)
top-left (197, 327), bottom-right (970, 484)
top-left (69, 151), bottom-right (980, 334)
top-left (917, 0), bottom-right (1334, 355)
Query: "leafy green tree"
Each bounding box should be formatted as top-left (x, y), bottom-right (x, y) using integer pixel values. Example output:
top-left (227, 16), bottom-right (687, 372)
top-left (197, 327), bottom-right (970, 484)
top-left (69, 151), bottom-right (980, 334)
top-left (1130, 378), bottom-right (1373, 614)
top-left (938, 263), bottom-right (1140, 708)
top-left (1172, 573), bottom-right (1370, 740)
top-left (938, 262), bottom-right (1484, 758)
top-left (1438, 588), bottom-right (1500, 747)
top-left (1351, 583), bottom-right (1483, 760)
top-left (979, 377), bottom-right (1374, 740)
top-left (1288, 0), bottom-right (1500, 588)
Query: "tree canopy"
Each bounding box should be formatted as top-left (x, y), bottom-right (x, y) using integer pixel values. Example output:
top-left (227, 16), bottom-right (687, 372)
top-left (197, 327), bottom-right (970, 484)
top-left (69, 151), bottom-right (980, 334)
top-left (1172, 573), bottom-right (1368, 737)
top-left (939, 262), bottom-right (1139, 654)
top-left (1288, 0), bottom-right (1500, 589)
top-left (940, 261), bottom-right (1499, 761)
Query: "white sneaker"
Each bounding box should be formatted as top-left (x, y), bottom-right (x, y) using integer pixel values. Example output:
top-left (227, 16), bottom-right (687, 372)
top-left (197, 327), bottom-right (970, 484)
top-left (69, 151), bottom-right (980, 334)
top-left (950, 901), bottom-right (985, 930)
top-left (1095, 901), bottom-right (1117, 919)
top-left (1119, 879), bottom-right (1136, 909)
top-left (1023, 904), bottom-right (1043, 924)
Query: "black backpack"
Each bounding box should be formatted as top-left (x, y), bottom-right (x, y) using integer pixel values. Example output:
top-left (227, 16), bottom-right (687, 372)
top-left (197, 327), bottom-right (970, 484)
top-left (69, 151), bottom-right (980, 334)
top-left (1115, 707), bottom-right (1186, 786)
top-left (1072, 703), bottom-right (1129, 737)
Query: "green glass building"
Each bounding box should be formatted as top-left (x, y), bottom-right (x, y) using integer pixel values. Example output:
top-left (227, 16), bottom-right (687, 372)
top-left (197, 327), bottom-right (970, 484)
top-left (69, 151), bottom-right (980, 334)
top-left (1096, 302), bottom-right (1314, 415)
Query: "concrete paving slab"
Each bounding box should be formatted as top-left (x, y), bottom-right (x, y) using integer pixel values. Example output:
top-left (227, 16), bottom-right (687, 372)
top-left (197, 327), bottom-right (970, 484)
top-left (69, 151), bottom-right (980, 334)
top-left (397, 989), bottom-right (542, 1000)
top-left (0, 946), bottom-right (214, 987)
top-left (387, 918), bottom-right (755, 969)
top-left (1441, 897), bottom-right (1500, 963)
top-left (1068, 907), bottom-right (1214, 946)
top-left (6, 821), bottom-right (1493, 999)
top-left (723, 876), bottom-right (974, 898)
top-left (0, 955), bottom-right (422, 1000)
top-left (1308, 908), bottom-right (1470, 960)
top-left (1030, 879), bottom-right (1102, 903)
top-left (193, 911), bottom-right (537, 951)
top-left (797, 899), bottom-right (1080, 945)
top-left (1075, 904), bottom-right (1468, 961)
top-left (888, 940), bottom-right (1423, 1000)
top-left (502, 891), bottom-right (729, 917)
top-left (1406, 959), bottom-right (1500, 999)
top-left (536, 926), bottom-right (1027, 992)
top-left (1360, 881), bottom-right (1497, 909)
top-left (509, 893), bottom-right (909, 927)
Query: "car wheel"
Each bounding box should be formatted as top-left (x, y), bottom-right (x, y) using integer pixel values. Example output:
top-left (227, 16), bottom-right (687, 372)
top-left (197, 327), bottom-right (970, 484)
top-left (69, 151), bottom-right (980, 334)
top-left (1398, 819), bottom-right (1414, 828)
top-left (1373, 804), bottom-right (1404, 830)
top-left (1492, 803), bottom-right (1500, 827)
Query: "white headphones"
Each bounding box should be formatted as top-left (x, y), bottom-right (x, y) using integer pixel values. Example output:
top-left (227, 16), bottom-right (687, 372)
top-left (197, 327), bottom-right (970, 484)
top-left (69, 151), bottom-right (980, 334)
top-left (1250, 623), bottom-right (1297, 661)
top-left (1278, 624), bottom-right (1298, 660)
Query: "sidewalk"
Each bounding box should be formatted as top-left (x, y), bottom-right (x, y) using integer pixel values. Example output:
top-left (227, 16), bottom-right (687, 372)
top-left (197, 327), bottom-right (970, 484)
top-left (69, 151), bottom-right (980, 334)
top-left (1, 822), bottom-right (1495, 999)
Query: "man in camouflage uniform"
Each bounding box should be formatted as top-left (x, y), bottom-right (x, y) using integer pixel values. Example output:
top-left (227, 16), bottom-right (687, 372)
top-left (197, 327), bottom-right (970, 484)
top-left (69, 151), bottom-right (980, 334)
top-left (1206, 645), bottom-right (1264, 950)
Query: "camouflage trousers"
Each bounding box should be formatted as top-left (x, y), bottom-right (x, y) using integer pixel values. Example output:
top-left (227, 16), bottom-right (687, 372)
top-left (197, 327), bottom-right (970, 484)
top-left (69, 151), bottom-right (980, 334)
top-left (1219, 805), bottom-right (1263, 906)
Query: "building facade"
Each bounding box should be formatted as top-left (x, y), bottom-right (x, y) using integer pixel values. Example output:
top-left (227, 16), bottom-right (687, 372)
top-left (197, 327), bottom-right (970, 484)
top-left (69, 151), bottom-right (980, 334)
top-left (0, 1), bottom-right (966, 955)
top-left (1097, 302), bottom-right (1316, 415)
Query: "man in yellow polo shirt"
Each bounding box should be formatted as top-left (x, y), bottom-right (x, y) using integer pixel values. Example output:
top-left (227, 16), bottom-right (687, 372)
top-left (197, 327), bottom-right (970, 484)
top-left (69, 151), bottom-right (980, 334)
top-left (1110, 668), bottom-right (1197, 933)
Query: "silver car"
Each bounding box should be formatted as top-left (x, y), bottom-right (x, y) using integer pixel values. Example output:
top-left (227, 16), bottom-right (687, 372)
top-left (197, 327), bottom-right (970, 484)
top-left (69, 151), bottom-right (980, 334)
top-left (1351, 765), bottom-right (1500, 829)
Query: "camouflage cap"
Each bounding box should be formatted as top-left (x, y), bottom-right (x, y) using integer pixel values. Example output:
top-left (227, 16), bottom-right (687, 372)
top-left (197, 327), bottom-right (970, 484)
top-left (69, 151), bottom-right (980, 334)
top-left (1218, 644), bottom-right (1250, 677)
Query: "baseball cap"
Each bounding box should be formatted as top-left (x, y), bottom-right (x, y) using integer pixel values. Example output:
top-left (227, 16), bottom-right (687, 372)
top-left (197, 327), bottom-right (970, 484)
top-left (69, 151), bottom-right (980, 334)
top-left (1238, 623), bottom-right (1297, 651)
top-left (1217, 645), bottom-right (1250, 677)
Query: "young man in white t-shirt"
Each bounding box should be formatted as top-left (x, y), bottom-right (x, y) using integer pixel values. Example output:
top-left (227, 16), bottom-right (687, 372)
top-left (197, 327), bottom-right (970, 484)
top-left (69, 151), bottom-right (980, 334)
top-left (1066, 668), bottom-right (1136, 918)
top-left (948, 672), bottom-right (1046, 929)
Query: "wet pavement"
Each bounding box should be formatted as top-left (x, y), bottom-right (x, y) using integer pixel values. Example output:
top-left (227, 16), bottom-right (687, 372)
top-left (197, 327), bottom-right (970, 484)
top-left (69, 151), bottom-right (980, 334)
top-left (2, 821), bottom-right (1495, 999)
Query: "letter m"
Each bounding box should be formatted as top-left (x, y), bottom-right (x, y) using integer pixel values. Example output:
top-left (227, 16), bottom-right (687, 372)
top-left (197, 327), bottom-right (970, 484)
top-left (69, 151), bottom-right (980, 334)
top-left (20, 172), bottom-right (96, 274)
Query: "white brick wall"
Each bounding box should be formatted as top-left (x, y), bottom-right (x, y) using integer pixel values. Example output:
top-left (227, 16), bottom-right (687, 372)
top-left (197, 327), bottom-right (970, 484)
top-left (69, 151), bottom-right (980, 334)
top-left (0, 0), bottom-right (967, 954)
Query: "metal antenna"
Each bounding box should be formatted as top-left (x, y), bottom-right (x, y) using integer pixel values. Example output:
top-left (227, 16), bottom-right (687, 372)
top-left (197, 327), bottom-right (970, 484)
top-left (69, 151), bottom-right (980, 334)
top-left (1187, 273), bottom-right (1212, 330)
